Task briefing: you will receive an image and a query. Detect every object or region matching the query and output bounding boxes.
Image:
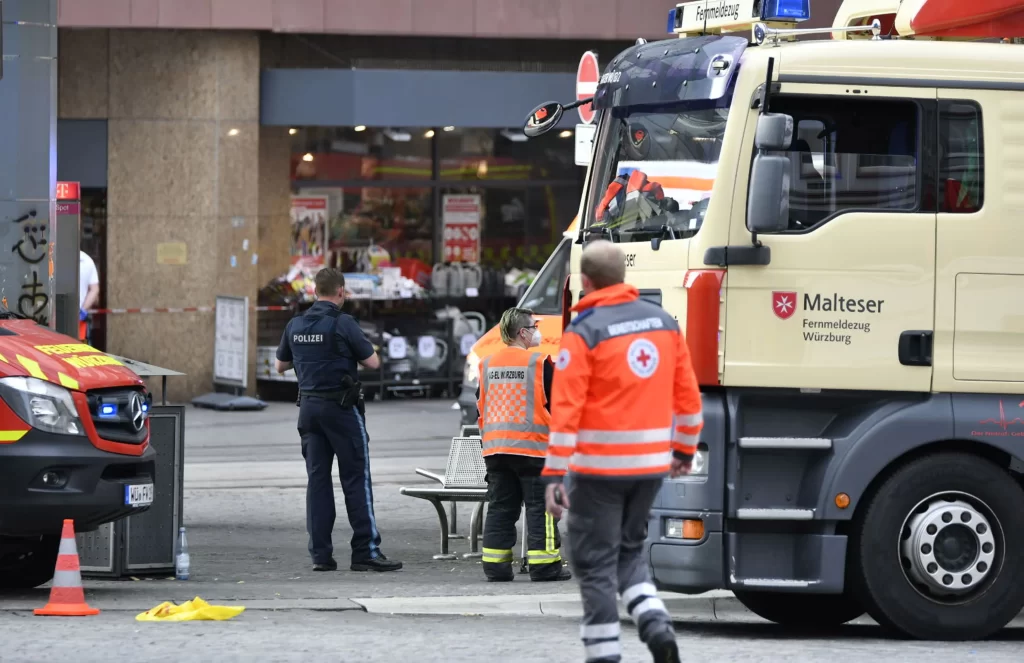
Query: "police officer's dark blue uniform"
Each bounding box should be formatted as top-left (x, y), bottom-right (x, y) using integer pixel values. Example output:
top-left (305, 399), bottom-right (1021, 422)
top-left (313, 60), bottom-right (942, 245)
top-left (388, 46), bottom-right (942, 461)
top-left (276, 269), bottom-right (402, 573)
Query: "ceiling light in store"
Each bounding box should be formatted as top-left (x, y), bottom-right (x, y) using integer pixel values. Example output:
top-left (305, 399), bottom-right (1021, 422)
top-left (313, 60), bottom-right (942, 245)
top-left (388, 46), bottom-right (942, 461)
top-left (227, 128), bottom-right (240, 136)
top-left (443, 126), bottom-right (455, 132)
top-left (500, 129), bottom-right (528, 143)
top-left (288, 128), bottom-right (298, 135)
top-left (559, 130), bottom-right (573, 138)
top-left (354, 125), bottom-right (367, 132)
top-left (302, 153), bottom-right (314, 162)
top-left (384, 129), bottom-right (412, 142)
top-left (424, 129), bottom-right (436, 138)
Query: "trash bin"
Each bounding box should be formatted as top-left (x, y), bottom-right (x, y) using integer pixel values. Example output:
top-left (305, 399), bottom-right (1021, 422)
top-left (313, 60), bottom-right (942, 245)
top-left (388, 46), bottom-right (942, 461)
top-left (77, 358), bottom-right (186, 578)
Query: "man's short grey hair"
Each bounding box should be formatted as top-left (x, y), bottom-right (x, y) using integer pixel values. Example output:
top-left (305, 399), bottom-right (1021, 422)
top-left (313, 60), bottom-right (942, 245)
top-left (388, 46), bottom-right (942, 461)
top-left (580, 240), bottom-right (626, 290)
top-left (499, 307), bottom-right (535, 345)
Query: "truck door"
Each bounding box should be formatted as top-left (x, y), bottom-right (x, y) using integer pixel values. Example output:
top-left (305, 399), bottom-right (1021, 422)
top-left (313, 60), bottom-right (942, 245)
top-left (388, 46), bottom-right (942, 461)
top-left (932, 91), bottom-right (1024, 391)
top-left (724, 85), bottom-right (938, 392)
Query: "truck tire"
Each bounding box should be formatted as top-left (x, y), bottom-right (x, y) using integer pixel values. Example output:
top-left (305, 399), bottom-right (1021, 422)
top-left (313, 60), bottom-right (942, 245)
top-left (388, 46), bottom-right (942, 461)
top-left (734, 591), bottom-right (864, 629)
top-left (0, 535), bottom-right (59, 589)
top-left (850, 452), bottom-right (1024, 640)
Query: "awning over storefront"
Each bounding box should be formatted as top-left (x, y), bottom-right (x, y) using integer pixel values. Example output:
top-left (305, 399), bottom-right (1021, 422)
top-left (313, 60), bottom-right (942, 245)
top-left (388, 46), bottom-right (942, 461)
top-left (260, 69), bottom-right (578, 129)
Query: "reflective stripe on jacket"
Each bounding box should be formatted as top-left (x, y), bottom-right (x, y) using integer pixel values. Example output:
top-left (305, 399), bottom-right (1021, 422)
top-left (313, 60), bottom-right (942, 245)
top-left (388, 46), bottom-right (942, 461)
top-left (477, 347), bottom-right (551, 458)
top-left (542, 283), bottom-right (703, 479)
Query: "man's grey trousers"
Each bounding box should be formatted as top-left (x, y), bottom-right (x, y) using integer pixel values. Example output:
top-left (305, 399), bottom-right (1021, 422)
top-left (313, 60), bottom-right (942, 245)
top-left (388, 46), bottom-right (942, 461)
top-left (566, 476), bottom-right (674, 662)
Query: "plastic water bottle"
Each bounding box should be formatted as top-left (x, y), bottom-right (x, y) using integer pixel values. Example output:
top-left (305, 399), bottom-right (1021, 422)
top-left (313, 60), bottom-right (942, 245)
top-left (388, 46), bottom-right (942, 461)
top-left (175, 527), bottom-right (190, 580)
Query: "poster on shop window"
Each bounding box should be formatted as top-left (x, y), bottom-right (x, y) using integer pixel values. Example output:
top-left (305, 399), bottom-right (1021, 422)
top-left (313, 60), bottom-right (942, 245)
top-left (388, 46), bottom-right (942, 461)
top-left (442, 194), bottom-right (481, 264)
top-left (290, 195), bottom-right (328, 269)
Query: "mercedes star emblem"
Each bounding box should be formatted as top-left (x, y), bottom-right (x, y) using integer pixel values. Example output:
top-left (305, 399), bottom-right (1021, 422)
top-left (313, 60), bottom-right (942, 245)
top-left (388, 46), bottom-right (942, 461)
top-left (128, 393), bottom-right (145, 432)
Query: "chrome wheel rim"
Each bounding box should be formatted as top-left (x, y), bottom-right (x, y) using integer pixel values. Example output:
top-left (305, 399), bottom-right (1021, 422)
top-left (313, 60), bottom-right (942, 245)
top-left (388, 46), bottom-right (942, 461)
top-left (900, 491), bottom-right (1001, 601)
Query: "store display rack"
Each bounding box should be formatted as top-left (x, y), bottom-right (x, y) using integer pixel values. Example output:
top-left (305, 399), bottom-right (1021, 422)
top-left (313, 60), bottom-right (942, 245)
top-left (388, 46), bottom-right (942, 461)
top-left (256, 293), bottom-right (515, 401)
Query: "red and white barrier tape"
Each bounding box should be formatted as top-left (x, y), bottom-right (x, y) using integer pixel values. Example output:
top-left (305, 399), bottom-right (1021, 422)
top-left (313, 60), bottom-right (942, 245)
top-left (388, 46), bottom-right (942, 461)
top-left (86, 305), bottom-right (295, 315)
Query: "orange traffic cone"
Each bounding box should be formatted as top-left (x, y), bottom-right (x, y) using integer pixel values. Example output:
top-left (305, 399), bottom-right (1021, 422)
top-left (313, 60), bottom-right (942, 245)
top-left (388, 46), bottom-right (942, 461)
top-left (34, 519), bottom-right (100, 616)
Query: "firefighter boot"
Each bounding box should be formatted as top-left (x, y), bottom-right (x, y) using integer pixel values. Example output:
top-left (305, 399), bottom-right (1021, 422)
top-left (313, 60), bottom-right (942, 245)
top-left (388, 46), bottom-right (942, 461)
top-left (529, 561), bottom-right (572, 582)
top-left (482, 548), bottom-right (515, 582)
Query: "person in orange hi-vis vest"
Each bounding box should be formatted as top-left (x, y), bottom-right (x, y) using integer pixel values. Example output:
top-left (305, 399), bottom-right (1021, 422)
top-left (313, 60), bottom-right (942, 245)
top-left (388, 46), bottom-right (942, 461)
top-left (543, 240), bottom-right (702, 663)
top-left (476, 307), bottom-right (572, 583)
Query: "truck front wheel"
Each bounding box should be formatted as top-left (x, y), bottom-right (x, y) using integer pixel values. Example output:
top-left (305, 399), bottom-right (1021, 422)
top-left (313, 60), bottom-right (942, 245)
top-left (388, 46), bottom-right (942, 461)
top-left (0, 535), bottom-right (59, 589)
top-left (733, 591), bottom-right (864, 629)
top-left (851, 452), bottom-right (1024, 640)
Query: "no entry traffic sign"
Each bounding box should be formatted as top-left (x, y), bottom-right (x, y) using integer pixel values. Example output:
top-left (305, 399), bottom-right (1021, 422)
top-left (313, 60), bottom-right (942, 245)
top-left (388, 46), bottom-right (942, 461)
top-left (576, 51), bottom-right (599, 125)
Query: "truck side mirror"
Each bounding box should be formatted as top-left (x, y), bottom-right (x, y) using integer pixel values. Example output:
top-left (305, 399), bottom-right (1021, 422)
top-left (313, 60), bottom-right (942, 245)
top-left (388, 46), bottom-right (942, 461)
top-left (755, 112), bottom-right (794, 150)
top-left (524, 102), bottom-right (564, 138)
top-left (746, 112), bottom-right (794, 234)
top-left (747, 154), bottom-right (790, 234)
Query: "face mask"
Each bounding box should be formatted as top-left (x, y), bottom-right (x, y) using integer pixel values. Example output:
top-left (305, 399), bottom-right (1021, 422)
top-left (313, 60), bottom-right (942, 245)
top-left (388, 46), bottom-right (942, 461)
top-left (530, 329), bottom-right (542, 347)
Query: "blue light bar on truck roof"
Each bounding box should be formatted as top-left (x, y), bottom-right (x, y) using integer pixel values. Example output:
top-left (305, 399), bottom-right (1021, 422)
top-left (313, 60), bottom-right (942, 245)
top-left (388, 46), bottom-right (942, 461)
top-left (760, 0), bottom-right (810, 22)
top-left (668, 0), bottom-right (809, 34)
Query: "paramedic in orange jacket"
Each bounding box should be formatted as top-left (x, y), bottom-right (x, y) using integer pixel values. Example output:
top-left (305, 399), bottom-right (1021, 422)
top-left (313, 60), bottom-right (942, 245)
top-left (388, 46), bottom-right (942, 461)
top-left (476, 307), bottom-right (572, 583)
top-left (543, 240), bottom-right (703, 663)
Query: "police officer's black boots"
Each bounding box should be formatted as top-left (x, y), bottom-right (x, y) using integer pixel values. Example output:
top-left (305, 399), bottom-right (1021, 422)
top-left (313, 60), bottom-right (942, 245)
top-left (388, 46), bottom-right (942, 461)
top-left (350, 553), bottom-right (403, 572)
top-left (313, 559), bottom-right (338, 572)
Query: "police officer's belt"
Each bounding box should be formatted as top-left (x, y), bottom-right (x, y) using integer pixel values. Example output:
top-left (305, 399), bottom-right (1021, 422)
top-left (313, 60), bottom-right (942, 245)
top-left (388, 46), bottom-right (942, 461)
top-left (300, 389), bottom-right (362, 407)
top-left (300, 376), bottom-right (362, 407)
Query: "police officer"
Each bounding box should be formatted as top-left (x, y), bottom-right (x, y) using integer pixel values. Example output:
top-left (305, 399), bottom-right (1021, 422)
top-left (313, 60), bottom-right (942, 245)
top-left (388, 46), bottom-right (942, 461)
top-left (275, 268), bottom-right (402, 573)
top-left (476, 307), bottom-right (572, 583)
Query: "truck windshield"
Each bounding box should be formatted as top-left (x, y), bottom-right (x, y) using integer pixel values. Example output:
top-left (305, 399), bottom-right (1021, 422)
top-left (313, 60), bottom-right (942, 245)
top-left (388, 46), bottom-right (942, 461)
top-left (584, 102), bottom-right (728, 243)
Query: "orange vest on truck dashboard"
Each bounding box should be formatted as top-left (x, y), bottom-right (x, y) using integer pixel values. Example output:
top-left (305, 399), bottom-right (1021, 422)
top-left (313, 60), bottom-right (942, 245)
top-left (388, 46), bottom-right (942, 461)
top-left (542, 283), bottom-right (703, 479)
top-left (477, 347), bottom-right (551, 458)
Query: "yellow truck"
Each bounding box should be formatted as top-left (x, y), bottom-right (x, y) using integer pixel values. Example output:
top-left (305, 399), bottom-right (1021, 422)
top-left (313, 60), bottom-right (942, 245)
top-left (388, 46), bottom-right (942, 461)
top-left (523, 0), bottom-right (1024, 641)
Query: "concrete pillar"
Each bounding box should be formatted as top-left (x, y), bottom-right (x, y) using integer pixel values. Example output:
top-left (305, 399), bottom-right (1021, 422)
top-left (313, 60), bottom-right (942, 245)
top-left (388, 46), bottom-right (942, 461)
top-left (0, 0), bottom-right (58, 325)
top-left (103, 30), bottom-right (262, 401)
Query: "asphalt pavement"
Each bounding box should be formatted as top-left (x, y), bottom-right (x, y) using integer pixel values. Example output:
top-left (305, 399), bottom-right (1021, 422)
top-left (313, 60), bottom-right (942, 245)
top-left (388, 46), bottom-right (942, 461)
top-left (1, 398), bottom-right (1022, 661)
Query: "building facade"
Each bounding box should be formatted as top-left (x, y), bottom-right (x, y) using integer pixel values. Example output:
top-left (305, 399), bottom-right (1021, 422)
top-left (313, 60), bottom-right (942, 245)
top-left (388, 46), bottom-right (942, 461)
top-left (54, 0), bottom-right (843, 400)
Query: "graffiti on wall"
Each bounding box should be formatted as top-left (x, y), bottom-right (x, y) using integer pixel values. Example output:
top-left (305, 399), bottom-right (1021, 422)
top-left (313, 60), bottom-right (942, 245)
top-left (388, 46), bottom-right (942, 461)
top-left (10, 210), bottom-right (50, 324)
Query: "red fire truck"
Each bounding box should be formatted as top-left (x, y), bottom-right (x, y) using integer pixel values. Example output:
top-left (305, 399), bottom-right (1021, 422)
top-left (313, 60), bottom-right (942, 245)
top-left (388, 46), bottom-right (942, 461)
top-left (0, 320), bottom-right (153, 588)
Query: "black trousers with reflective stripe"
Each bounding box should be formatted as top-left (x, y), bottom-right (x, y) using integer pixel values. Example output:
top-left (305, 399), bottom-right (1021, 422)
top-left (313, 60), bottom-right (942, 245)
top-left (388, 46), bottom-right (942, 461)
top-left (482, 453), bottom-right (563, 580)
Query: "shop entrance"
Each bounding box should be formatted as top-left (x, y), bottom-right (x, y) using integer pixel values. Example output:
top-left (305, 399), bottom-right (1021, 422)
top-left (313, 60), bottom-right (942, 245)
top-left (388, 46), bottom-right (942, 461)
top-left (256, 125), bottom-right (583, 401)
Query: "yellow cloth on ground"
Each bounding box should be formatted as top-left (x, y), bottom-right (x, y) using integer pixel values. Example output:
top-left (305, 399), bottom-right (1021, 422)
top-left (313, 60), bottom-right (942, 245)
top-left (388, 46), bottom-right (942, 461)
top-left (135, 596), bottom-right (245, 622)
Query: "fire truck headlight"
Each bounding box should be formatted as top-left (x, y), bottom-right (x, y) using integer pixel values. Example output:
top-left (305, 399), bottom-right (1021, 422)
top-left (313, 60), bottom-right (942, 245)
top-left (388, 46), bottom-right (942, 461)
top-left (0, 377), bottom-right (84, 436)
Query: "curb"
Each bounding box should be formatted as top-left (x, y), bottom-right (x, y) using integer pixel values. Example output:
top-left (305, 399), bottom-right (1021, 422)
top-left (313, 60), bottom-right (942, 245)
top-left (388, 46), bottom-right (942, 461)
top-left (350, 591), bottom-right (735, 619)
top-left (350, 592), bottom-right (1024, 629)
top-left (0, 598), bottom-right (365, 613)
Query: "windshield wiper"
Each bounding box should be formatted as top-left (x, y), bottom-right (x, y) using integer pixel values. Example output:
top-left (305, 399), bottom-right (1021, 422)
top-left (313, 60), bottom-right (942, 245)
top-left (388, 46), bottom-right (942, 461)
top-left (584, 225), bottom-right (620, 243)
top-left (621, 224), bottom-right (679, 239)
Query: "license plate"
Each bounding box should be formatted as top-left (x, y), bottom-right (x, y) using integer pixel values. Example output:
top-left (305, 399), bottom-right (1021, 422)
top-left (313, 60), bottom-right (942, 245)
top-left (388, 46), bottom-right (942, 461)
top-left (125, 483), bottom-right (154, 507)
